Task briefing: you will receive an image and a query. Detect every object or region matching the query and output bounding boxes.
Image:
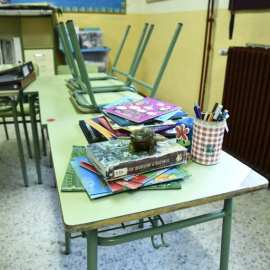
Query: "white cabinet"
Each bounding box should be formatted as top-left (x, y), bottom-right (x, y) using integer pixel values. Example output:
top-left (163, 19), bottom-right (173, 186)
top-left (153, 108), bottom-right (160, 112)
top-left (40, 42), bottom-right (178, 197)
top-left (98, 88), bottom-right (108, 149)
top-left (24, 49), bottom-right (54, 76)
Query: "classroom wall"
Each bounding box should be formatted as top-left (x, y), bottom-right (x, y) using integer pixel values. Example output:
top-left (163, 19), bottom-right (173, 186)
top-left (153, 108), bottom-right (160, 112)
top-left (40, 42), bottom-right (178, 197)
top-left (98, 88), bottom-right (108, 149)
top-left (57, 0), bottom-right (270, 115)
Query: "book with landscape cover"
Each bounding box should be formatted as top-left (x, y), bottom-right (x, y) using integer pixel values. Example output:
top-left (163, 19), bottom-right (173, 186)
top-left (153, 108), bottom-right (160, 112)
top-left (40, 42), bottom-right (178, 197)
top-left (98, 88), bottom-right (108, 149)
top-left (85, 139), bottom-right (187, 180)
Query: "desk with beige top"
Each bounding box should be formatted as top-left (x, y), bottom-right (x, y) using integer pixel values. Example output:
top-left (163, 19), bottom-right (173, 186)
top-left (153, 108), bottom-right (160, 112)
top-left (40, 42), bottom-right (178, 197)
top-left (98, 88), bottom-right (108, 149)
top-left (23, 75), bottom-right (268, 270)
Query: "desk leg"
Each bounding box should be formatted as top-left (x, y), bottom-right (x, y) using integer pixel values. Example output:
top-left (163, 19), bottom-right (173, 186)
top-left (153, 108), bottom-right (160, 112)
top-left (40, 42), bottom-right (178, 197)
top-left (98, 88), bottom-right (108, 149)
top-left (65, 231), bottom-right (71, 254)
top-left (220, 198), bottom-right (233, 270)
top-left (87, 230), bottom-right (98, 270)
top-left (18, 97), bottom-right (32, 158)
top-left (11, 99), bottom-right (29, 187)
top-left (29, 95), bottom-right (42, 184)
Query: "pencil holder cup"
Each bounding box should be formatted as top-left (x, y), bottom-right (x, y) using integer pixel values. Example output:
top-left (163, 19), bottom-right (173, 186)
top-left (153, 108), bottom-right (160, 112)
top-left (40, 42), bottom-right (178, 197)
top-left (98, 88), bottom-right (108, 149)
top-left (191, 117), bottom-right (225, 165)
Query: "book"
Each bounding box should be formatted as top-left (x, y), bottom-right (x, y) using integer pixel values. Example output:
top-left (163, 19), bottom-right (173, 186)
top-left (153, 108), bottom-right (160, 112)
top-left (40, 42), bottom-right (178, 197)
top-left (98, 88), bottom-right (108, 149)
top-left (104, 97), bottom-right (181, 123)
top-left (85, 138), bottom-right (187, 180)
top-left (84, 118), bottom-right (116, 140)
top-left (12, 37), bottom-right (23, 65)
top-left (75, 157), bottom-right (113, 198)
top-left (61, 145), bottom-right (87, 192)
top-left (143, 166), bottom-right (186, 186)
top-left (79, 120), bottom-right (107, 144)
top-left (141, 180), bottom-right (182, 190)
top-left (92, 116), bottom-right (130, 137)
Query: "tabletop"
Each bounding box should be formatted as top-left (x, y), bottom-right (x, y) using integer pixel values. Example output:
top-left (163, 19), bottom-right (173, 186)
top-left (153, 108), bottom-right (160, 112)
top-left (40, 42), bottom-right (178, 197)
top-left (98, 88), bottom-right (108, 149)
top-left (23, 75), bottom-right (268, 234)
top-left (47, 118), bottom-right (268, 233)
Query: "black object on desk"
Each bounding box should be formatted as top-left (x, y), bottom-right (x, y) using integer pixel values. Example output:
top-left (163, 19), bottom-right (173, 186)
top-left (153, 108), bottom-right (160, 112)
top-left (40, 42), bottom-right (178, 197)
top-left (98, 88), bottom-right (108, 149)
top-left (0, 61), bottom-right (36, 90)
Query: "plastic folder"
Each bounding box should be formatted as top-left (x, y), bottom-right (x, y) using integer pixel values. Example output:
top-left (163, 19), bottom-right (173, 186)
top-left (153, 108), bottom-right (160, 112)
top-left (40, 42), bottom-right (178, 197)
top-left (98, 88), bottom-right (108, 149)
top-left (0, 61), bottom-right (36, 90)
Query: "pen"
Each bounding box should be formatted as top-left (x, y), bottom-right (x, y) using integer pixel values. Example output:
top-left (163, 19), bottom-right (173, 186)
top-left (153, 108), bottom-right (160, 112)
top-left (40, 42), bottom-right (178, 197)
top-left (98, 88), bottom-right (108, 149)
top-left (208, 102), bottom-right (218, 121)
top-left (222, 109), bottom-right (228, 117)
top-left (212, 102), bottom-right (218, 113)
top-left (204, 112), bottom-right (209, 121)
top-left (213, 104), bottom-right (223, 121)
top-left (208, 113), bottom-right (214, 121)
top-left (194, 103), bottom-right (202, 120)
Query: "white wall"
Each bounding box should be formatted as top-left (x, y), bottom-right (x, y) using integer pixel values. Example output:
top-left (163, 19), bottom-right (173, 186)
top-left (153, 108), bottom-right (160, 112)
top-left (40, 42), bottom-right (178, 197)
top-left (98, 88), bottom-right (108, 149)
top-left (126, 0), bottom-right (143, 13)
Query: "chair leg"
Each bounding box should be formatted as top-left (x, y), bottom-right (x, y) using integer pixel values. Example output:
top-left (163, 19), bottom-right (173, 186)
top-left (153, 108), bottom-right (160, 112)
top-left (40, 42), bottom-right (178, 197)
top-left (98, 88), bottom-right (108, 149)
top-left (19, 99), bottom-right (32, 159)
top-left (65, 231), bottom-right (71, 254)
top-left (11, 99), bottom-right (29, 187)
top-left (41, 124), bottom-right (47, 157)
top-left (2, 117), bottom-right (9, 140)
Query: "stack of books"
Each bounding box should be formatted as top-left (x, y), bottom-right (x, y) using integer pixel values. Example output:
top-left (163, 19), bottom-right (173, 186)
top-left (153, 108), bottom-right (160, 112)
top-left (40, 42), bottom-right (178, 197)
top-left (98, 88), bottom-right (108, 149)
top-left (79, 97), bottom-right (188, 143)
top-left (61, 97), bottom-right (192, 199)
top-left (61, 142), bottom-right (190, 199)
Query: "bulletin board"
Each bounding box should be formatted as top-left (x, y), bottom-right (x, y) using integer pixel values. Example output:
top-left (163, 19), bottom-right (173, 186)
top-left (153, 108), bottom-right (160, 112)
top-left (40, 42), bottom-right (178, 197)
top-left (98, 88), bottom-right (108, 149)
top-left (10, 0), bottom-right (126, 13)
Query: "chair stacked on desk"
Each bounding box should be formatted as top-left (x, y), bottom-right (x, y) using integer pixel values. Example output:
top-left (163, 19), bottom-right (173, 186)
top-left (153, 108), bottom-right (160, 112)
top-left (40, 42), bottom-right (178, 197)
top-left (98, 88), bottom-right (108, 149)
top-left (57, 21), bottom-right (153, 94)
top-left (57, 23), bottom-right (131, 83)
top-left (59, 20), bottom-right (183, 112)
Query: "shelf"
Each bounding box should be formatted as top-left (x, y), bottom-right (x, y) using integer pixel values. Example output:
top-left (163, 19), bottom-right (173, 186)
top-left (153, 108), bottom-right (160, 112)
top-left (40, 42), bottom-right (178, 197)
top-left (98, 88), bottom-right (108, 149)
top-left (81, 47), bottom-right (111, 53)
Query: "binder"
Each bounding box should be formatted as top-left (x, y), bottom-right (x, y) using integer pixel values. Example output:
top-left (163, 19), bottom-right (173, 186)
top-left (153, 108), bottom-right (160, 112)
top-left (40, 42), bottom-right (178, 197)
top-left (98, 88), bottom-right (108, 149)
top-left (0, 61), bottom-right (36, 90)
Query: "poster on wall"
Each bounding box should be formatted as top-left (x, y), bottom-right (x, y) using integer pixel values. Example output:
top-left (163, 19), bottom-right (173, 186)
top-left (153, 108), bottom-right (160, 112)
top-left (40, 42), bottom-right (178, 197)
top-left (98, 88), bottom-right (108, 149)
top-left (9, 0), bottom-right (126, 13)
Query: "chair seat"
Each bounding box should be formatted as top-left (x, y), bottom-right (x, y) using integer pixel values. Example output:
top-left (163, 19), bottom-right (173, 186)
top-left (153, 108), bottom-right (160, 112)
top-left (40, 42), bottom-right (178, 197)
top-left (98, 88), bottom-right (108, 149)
top-left (0, 103), bottom-right (39, 117)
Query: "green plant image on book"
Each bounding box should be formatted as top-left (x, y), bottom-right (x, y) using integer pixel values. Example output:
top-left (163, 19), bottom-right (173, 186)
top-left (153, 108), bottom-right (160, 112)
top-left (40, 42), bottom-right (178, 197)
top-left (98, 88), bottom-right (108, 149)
top-left (61, 145), bottom-right (87, 192)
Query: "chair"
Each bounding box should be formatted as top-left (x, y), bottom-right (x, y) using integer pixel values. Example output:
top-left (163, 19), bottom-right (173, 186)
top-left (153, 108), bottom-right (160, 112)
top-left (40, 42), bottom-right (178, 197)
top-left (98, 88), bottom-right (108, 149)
top-left (59, 21), bottom-right (154, 93)
top-left (0, 64), bottom-right (38, 158)
top-left (64, 21), bottom-right (183, 112)
top-left (0, 95), bottom-right (29, 187)
top-left (0, 64), bottom-right (45, 186)
top-left (57, 64), bottom-right (98, 75)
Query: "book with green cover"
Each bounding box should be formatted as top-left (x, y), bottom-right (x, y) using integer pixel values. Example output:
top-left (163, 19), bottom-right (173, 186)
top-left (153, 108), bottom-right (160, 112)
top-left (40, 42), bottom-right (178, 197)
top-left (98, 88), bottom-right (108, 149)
top-left (61, 145), bottom-right (87, 192)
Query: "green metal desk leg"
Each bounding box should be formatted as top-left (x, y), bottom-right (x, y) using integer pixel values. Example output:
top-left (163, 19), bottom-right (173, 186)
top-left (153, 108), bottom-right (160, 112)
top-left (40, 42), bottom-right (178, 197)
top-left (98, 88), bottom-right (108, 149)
top-left (19, 97), bottom-right (32, 158)
top-left (65, 231), bottom-right (71, 254)
top-left (87, 230), bottom-right (98, 270)
top-left (29, 95), bottom-right (42, 184)
top-left (11, 99), bottom-right (29, 187)
top-left (220, 198), bottom-right (233, 270)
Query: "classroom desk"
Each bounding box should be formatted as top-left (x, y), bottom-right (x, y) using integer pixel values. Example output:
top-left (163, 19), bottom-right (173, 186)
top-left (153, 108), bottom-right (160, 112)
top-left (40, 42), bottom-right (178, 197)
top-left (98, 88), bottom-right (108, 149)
top-left (0, 90), bottom-right (29, 186)
top-left (47, 119), bottom-right (268, 270)
top-left (24, 75), bottom-right (268, 269)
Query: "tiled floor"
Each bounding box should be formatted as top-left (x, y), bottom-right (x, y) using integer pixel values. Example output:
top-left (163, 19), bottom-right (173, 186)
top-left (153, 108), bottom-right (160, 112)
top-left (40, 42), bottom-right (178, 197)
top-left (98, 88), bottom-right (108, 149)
top-left (0, 123), bottom-right (269, 270)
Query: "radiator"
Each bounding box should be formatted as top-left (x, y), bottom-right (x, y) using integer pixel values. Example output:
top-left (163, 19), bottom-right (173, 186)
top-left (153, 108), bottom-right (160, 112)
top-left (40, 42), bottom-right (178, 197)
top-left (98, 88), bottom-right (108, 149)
top-left (222, 46), bottom-right (270, 182)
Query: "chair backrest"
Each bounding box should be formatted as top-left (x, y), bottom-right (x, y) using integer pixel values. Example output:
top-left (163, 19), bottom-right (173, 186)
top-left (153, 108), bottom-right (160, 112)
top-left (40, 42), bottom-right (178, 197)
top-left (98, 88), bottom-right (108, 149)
top-left (57, 23), bottom-right (131, 79)
top-left (65, 20), bottom-right (99, 110)
top-left (65, 20), bottom-right (183, 110)
top-left (110, 23), bottom-right (155, 87)
top-left (56, 23), bottom-right (80, 80)
top-left (112, 23), bottom-right (183, 98)
top-left (64, 20), bottom-right (153, 110)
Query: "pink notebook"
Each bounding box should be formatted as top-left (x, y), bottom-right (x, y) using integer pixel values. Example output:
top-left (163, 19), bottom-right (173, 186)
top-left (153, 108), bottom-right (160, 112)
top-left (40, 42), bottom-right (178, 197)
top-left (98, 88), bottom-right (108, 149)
top-left (104, 97), bottom-right (181, 123)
